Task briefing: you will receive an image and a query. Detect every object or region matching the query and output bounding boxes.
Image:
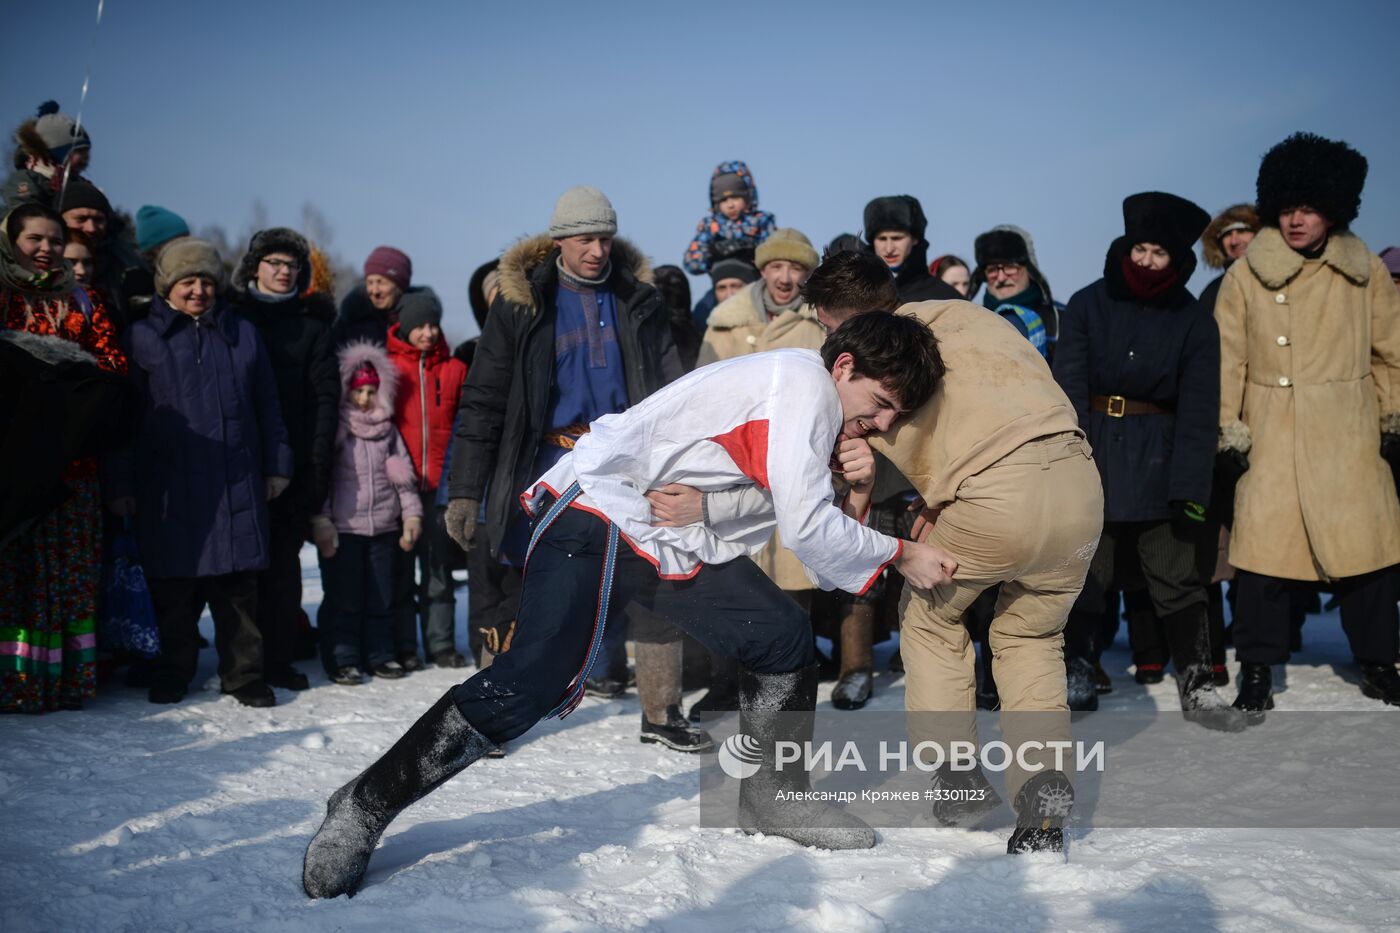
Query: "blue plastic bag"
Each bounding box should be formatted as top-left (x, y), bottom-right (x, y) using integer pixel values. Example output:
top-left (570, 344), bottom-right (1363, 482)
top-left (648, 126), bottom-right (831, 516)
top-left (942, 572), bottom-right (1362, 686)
top-left (101, 526), bottom-right (160, 658)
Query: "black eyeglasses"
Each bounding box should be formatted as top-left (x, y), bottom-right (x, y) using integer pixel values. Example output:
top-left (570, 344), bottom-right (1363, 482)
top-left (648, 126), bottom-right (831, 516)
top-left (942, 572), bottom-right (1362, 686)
top-left (261, 258), bottom-right (301, 271)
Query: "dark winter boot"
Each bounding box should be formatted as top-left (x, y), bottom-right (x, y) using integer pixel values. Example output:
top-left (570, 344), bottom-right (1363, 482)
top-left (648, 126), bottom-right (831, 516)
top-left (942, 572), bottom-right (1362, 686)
top-left (929, 763), bottom-right (1003, 828)
top-left (638, 641), bottom-right (714, 752)
top-left (736, 663), bottom-right (876, 849)
top-left (303, 689), bottom-right (495, 898)
top-left (688, 655), bottom-right (740, 721)
top-left (1065, 657), bottom-right (1098, 712)
top-left (1359, 664), bottom-right (1400, 706)
top-left (832, 604), bottom-right (876, 711)
top-left (641, 704), bottom-right (714, 752)
top-left (1162, 608), bottom-right (1247, 733)
top-left (1134, 663), bottom-right (1165, 685)
top-left (1007, 770), bottom-right (1074, 855)
top-left (1232, 662), bottom-right (1274, 724)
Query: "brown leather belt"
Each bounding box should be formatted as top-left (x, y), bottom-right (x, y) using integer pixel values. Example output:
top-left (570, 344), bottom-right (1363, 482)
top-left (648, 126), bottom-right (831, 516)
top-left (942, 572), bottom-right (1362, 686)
top-left (1091, 394), bottom-right (1170, 418)
top-left (543, 423), bottom-right (591, 449)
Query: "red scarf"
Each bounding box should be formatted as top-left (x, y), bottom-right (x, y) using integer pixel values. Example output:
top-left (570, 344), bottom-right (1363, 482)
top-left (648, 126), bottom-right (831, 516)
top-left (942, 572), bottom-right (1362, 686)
top-left (1120, 255), bottom-right (1179, 301)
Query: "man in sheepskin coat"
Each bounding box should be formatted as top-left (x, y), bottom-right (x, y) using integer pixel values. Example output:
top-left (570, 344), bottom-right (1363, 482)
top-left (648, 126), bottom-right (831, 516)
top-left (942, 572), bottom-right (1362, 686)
top-left (1216, 132), bottom-right (1400, 714)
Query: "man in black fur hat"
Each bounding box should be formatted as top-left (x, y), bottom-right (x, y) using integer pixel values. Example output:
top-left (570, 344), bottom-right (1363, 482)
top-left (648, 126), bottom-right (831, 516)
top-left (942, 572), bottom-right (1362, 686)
top-left (1215, 133), bottom-right (1400, 714)
top-left (862, 195), bottom-right (961, 303)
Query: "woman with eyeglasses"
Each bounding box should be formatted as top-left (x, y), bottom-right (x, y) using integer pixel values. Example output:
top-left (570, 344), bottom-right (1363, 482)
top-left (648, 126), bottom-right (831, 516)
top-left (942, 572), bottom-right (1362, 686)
top-left (230, 228), bottom-right (341, 690)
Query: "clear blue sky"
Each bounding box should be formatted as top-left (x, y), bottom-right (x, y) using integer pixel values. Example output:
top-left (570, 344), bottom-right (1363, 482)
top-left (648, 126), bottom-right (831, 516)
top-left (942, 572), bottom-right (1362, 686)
top-left (5, 0), bottom-right (1398, 342)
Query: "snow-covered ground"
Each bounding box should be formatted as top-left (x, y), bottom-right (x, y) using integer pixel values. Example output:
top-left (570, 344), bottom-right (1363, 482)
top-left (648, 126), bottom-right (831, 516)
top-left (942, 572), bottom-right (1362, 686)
top-left (4, 549), bottom-right (1400, 932)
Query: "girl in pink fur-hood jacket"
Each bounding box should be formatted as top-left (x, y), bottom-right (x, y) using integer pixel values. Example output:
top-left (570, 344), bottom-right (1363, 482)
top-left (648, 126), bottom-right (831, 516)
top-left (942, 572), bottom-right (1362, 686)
top-left (313, 342), bottom-right (423, 681)
top-left (312, 341), bottom-right (423, 552)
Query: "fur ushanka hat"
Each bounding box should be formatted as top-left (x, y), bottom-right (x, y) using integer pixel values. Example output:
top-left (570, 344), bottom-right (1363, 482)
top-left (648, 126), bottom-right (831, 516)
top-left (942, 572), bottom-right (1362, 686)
top-left (1255, 132), bottom-right (1368, 231)
top-left (233, 227), bottom-right (312, 293)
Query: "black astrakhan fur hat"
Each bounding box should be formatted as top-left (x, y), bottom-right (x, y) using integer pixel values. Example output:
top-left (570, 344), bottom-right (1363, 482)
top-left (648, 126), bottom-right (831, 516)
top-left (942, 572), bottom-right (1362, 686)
top-left (863, 195), bottom-right (928, 245)
top-left (1121, 191), bottom-right (1210, 265)
top-left (1255, 132), bottom-right (1368, 230)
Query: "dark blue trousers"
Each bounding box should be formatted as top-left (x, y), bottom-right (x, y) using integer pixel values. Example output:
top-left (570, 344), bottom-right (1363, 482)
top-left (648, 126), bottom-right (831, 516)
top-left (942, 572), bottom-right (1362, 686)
top-left (452, 506), bottom-right (814, 745)
top-left (327, 532), bottom-right (398, 669)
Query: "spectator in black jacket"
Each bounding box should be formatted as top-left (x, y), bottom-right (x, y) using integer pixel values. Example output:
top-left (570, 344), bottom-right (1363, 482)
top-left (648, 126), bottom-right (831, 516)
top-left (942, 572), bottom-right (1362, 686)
top-left (231, 227), bottom-right (340, 690)
top-left (444, 186), bottom-right (707, 752)
top-left (861, 195), bottom-right (961, 303)
top-left (1053, 191), bottom-right (1245, 731)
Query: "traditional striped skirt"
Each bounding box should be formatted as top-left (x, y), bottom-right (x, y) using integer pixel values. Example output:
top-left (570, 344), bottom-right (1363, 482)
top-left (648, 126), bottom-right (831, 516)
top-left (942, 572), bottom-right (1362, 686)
top-left (0, 475), bottom-right (100, 713)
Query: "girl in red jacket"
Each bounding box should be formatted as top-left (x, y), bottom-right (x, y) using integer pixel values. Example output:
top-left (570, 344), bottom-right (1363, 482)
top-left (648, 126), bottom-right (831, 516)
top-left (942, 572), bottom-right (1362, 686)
top-left (385, 288), bottom-right (468, 669)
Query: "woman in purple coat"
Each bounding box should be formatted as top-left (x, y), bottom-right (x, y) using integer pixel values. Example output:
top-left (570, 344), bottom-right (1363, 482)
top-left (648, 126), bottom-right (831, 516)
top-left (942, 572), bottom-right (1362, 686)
top-left (109, 238), bottom-right (293, 707)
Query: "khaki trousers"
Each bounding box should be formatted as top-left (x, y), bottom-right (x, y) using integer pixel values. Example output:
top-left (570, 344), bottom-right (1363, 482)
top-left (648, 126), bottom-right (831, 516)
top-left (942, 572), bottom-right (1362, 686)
top-left (902, 432), bottom-right (1103, 798)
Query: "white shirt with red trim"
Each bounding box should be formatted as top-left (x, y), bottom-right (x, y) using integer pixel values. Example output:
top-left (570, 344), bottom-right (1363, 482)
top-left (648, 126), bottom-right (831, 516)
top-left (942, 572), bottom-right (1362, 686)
top-left (521, 348), bottom-right (901, 594)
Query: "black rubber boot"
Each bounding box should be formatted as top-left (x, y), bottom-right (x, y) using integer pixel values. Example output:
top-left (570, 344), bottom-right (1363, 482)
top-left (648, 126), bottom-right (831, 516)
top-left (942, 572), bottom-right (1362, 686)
top-left (1007, 770), bottom-right (1074, 855)
top-left (1162, 608), bottom-right (1247, 732)
top-left (640, 704), bottom-right (714, 752)
top-left (1232, 662), bottom-right (1274, 724)
top-left (737, 663), bottom-right (876, 849)
top-left (303, 689), bottom-right (495, 898)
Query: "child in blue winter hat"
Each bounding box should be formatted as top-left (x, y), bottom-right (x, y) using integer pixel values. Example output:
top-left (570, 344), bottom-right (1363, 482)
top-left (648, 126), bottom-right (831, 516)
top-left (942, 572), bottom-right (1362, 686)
top-left (681, 160), bottom-right (777, 274)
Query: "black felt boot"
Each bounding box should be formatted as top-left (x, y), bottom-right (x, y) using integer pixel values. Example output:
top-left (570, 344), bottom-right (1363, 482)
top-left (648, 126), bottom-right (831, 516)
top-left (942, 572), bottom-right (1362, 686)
top-left (1162, 608), bottom-right (1247, 732)
top-left (303, 689), bottom-right (495, 898)
top-left (737, 663), bottom-right (876, 849)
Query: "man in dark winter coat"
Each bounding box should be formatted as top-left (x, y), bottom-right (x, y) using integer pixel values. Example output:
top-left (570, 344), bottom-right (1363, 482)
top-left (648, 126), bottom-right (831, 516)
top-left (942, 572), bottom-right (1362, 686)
top-left (56, 178), bottom-right (149, 334)
top-left (230, 227), bottom-right (340, 691)
top-left (862, 195), bottom-right (961, 303)
top-left (444, 186), bottom-right (707, 749)
top-left (332, 246), bottom-right (413, 349)
top-left (970, 225), bottom-right (1059, 360)
top-left (1054, 191), bottom-right (1244, 731)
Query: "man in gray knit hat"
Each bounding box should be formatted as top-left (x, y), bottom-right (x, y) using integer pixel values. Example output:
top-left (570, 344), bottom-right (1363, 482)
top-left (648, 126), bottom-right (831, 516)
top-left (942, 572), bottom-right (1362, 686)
top-left (443, 185), bottom-right (708, 750)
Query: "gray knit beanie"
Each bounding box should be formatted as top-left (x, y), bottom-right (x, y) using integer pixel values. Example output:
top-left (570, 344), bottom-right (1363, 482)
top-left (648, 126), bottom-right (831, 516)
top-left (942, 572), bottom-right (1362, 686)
top-left (547, 186), bottom-right (617, 238)
top-left (397, 287), bottom-right (443, 335)
top-left (155, 237), bottom-right (225, 297)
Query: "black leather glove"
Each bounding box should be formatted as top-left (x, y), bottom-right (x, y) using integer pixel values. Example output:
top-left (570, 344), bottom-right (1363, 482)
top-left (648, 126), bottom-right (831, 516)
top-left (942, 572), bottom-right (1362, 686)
top-left (1215, 448), bottom-right (1249, 483)
top-left (1170, 500), bottom-right (1208, 538)
top-left (1381, 433), bottom-right (1400, 468)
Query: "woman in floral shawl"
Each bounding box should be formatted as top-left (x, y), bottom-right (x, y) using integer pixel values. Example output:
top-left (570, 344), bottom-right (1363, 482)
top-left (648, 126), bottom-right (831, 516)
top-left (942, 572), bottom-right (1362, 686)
top-left (0, 202), bottom-right (126, 712)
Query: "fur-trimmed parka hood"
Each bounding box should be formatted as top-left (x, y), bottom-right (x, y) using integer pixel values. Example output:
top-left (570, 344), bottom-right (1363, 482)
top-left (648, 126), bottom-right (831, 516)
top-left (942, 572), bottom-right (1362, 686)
top-left (1202, 204), bottom-right (1260, 270)
top-left (337, 340), bottom-right (399, 414)
top-left (497, 234), bottom-right (652, 314)
top-left (1243, 226), bottom-right (1373, 290)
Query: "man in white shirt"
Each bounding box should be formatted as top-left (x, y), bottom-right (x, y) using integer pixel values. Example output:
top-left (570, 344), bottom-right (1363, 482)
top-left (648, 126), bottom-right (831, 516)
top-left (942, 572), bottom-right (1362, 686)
top-left (305, 312), bottom-right (958, 899)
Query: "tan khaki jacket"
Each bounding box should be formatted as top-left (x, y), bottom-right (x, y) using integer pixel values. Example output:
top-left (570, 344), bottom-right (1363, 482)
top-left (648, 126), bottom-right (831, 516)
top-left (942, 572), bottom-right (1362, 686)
top-left (1216, 228), bottom-right (1400, 580)
top-left (870, 300), bottom-right (1083, 508)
